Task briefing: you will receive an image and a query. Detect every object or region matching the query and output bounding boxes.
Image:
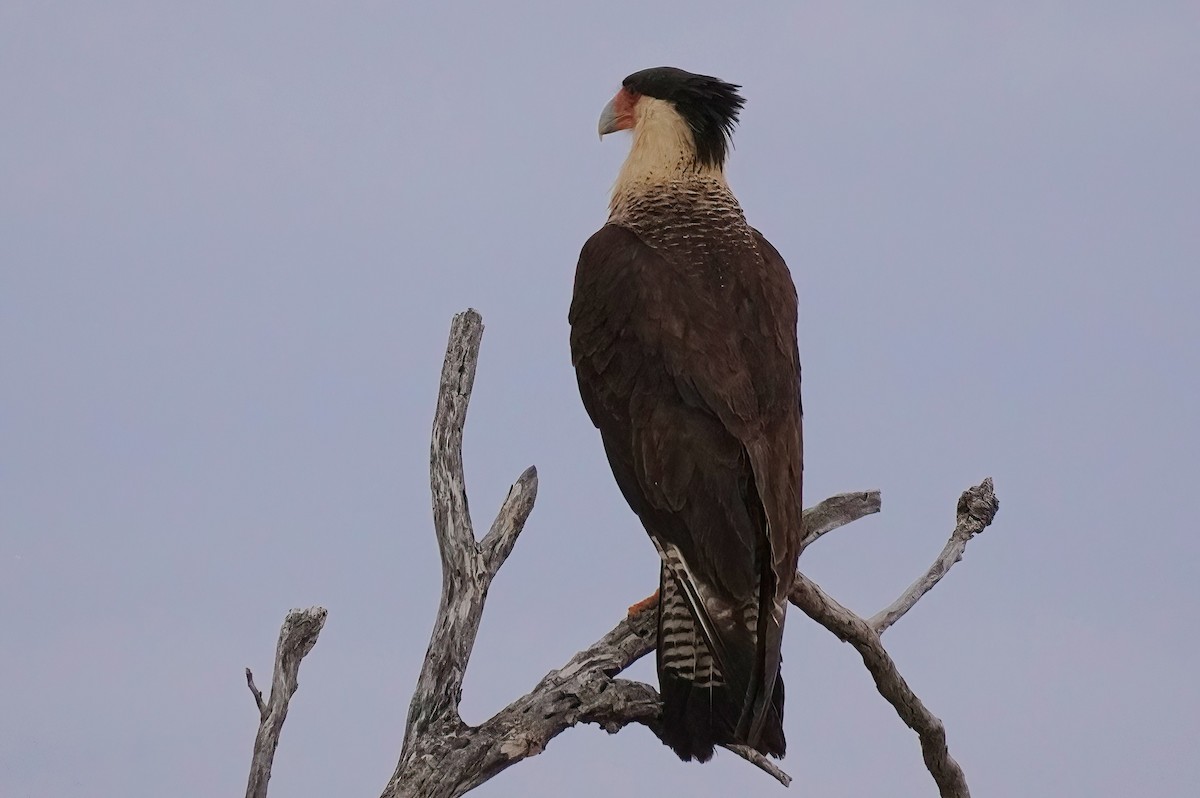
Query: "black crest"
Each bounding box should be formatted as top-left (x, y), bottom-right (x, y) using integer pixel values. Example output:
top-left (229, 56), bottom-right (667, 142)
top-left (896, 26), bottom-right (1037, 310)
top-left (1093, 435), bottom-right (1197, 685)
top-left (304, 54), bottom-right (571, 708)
top-left (623, 66), bottom-right (745, 169)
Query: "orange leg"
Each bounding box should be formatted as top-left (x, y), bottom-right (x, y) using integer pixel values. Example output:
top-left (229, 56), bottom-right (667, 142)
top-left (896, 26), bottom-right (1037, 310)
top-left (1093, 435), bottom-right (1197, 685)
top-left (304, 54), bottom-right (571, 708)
top-left (627, 589), bottom-right (660, 617)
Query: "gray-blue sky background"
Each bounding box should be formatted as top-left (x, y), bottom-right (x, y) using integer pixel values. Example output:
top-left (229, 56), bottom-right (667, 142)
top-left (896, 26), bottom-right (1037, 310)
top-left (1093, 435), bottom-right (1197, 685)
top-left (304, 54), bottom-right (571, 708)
top-left (3, 2), bottom-right (1197, 796)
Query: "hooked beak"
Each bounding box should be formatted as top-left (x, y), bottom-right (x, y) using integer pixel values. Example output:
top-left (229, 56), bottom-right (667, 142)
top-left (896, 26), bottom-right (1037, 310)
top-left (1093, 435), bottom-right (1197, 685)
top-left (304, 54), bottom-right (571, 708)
top-left (598, 97), bottom-right (620, 139)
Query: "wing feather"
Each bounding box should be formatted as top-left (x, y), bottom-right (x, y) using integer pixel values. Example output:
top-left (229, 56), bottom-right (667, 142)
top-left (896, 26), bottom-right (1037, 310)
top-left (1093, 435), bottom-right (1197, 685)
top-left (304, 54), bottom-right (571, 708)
top-left (570, 222), bottom-right (802, 757)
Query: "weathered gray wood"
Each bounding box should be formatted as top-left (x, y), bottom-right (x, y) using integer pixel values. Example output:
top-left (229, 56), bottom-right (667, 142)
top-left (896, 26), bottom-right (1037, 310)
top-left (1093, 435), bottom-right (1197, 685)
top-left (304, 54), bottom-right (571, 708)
top-left (791, 575), bottom-right (969, 798)
top-left (799, 489), bottom-right (882, 550)
top-left (869, 479), bottom-right (999, 634)
top-left (245, 668), bottom-right (266, 717)
top-left (244, 606), bottom-right (328, 798)
top-left (480, 465), bottom-right (538, 580)
top-left (383, 477), bottom-right (884, 793)
top-left (385, 309), bottom-right (543, 797)
top-left (790, 478), bottom-right (1000, 798)
top-left (409, 308), bottom-right (488, 735)
top-left (242, 310), bottom-right (1000, 798)
top-left (381, 311), bottom-right (1000, 797)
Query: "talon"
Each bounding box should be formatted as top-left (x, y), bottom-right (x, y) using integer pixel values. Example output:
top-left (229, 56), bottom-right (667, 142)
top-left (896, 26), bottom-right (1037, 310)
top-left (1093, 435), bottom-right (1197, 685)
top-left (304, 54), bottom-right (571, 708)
top-left (627, 589), bottom-right (660, 617)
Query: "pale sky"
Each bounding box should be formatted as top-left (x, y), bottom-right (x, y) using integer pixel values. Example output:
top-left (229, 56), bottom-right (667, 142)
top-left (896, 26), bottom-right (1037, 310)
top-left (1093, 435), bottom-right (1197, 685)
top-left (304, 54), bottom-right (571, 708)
top-left (3, 3), bottom-right (1198, 796)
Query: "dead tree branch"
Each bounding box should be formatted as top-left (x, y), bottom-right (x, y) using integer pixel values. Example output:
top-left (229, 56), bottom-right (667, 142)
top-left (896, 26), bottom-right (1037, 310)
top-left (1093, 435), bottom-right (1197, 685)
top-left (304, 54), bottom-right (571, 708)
top-left (244, 309), bottom-right (999, 798)
top-left (868, 478), bottom-right (999, 634)
top-left (798, 489), bottom-right (882, 550)
top-left (383, 309), bottom-right (541, 798)
top-left (244, 606), bottom-right (328, 798)
top-left (789, 478), bottom-right (999, 798)
top-left (245, 668), bottom-right (266, 718)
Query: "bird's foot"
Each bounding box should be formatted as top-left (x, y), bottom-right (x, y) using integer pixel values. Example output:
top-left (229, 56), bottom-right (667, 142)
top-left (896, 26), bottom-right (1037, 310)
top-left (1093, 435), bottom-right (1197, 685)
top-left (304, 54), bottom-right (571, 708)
top-left (627, 589), bottom-right (660, 617)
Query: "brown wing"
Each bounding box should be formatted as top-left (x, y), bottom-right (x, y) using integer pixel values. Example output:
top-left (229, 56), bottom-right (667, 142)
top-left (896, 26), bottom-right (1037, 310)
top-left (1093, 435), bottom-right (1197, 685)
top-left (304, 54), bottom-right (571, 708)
top-left (569, 223), bottom-right (802, 758)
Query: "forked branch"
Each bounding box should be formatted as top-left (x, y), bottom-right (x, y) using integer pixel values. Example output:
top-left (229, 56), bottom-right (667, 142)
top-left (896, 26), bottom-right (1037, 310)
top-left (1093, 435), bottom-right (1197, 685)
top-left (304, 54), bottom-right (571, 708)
top-left (245, 310), bottom-right (999, 798)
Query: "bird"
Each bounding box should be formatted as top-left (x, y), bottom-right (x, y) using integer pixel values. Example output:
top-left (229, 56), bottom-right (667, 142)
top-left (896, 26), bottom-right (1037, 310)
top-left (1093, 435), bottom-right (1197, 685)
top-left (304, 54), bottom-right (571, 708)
top-left (569, 67), bottom-right (803, 763)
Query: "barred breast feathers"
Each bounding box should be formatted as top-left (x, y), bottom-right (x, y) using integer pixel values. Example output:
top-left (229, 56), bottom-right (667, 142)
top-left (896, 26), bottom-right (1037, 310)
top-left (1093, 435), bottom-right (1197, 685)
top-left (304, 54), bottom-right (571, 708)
top-left (608, 98), bottom-right (757, 262)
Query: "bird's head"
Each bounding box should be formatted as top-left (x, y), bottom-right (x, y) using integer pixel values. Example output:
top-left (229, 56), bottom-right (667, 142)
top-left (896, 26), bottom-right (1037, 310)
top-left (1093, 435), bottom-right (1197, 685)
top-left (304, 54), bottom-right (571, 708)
top-left (599, 67), bottom-right (745, 174)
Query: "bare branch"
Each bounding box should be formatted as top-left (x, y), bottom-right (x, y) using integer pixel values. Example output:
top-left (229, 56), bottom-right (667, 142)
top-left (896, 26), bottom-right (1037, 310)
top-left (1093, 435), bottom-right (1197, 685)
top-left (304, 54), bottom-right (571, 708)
top-left (480, 465), bottom-right (538, 578)
top-left (245, 606), bottom-right (328, 798)
top-left (799, 489), bottom-right (882, 550)
top-left (381, 474), bottom-right (994, 797)
top-left (787, 481), bottom-right (998, 797)
top-left (388, 312), bottom-right (543, 797)
top-left (431, 308), bottom-right (483, 555)
top-left (404, 309), bottom-right (489, 739)
top-left (247, 311), bottom-right (998, 798)
top-left (726, 744), bottom-right (794, 787)
top-left (790, 575), bottom-right (969, 798)
top-left (383, 490), bottom-right (891, 795)
top-left (398, 459), bottom-right (537, 751)
top-left (384, 311), bottom-right (978, 795)
top-left (386, 596), bottom-right (798, 797)
top-left (869, 478), bottom-right (999, 634)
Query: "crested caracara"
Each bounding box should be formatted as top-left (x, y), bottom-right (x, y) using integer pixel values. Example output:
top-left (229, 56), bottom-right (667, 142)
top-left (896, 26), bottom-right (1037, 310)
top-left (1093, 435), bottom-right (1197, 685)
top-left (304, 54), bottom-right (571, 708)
top-left (570, 67), bottom-right (803, 762)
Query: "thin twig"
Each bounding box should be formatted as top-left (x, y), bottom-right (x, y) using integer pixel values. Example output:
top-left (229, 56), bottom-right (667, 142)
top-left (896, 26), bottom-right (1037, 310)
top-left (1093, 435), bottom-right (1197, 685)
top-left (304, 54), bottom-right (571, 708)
top-left (726, 744), bottom-right (794, 787)
top-left (245, 667), bottom-right (266, 719)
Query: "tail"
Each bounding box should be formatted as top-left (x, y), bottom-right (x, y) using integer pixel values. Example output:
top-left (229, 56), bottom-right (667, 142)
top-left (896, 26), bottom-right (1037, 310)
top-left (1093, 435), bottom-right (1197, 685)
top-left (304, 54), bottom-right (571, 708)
top-left (656, 565), bottom-right (787, 762)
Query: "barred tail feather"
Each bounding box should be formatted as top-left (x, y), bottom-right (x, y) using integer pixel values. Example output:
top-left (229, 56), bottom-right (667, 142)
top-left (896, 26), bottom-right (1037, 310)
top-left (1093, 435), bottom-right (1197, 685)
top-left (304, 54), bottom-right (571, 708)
top-left (656, 566), bottom-right (787, 761)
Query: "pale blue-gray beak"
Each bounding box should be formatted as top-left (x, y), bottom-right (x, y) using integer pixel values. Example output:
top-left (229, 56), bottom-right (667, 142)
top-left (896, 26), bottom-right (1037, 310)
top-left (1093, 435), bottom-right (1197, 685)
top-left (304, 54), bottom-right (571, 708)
top-left (598, 97), bottom-right (620, 139)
